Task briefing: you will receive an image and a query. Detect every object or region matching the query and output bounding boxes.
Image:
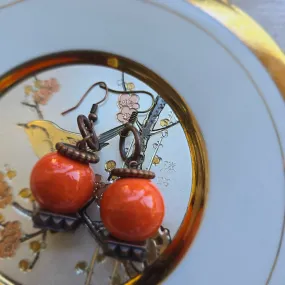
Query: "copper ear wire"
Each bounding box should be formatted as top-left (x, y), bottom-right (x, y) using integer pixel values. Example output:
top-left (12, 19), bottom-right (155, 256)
top-left (99, 85), bottom-right (155, 114)
top-left (61, 82), bottom-right (109, 116)
top-left (57, 82), bottom-right (110, 158)
top-left (61, 80), bottom-right (155, 116)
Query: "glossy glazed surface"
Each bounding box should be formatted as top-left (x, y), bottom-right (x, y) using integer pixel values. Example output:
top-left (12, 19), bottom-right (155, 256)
top-left (100, 178), bottom-right (165, 242)
top-left (30, 152), bottom-right (95, 213)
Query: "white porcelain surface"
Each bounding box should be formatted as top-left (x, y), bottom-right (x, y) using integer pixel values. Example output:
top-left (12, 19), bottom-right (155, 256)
top-left (0, 0), bottom-right (285, 284)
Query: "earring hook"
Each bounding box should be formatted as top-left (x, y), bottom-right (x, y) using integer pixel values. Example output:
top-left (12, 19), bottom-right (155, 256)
top-left (99, 85), bottom-right (155, 114)
top-left (61, 81), bottom-right (109, 116)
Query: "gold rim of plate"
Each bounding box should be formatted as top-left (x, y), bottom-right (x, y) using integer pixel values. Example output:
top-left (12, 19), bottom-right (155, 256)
top-left (189, 0), bottom-right (285, 102)
top-left (188, 1), bottom-right (285, 284)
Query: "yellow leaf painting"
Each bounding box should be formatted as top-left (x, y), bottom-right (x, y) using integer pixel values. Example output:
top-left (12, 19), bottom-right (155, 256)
top-left (18, 120), bottom-right (82, 158)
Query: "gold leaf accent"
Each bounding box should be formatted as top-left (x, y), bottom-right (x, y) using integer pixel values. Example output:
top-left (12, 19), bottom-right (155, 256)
top-left (34, 80), bottom-right (42, 89)
top-left (19, 188), bottom-right (32, 199)
top-left (75, 261), bottom-right (88, 275)
top-left (160, 118), bottom-right (170, 127)
top-left (6, 169), bottom-right (16, 180)
top-left (24, 85), bottom-right (33, 96)
top-left (105, 160), bottom-right (116, 172)
top-left (19, 259), bottom-right (30, 272)
top-left (0, 213), bottom-right (5, 223)
top-left (125, 82), bottom-right (135, 90)
top-left (152, 155), bottom-right (162, 165)
top-left (109, 175), bottom-right (118, 181)
top-left (30, 241), bottom-right (41, 253)
top-left (107, 57), bottom-right (119, 68)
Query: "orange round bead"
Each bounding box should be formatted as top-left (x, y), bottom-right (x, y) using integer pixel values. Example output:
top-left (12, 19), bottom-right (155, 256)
top-left (30, 152), bottom-right (95, 214)
top-left (100, 178), bottom-right (165, 242)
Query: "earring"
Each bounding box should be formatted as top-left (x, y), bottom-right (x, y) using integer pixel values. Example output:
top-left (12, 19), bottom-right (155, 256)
top-left (29, 82), bottom-right (108, 215)
top-left (100, 124), bottom-right (165, 242)
top-left (75, 123), bottom-right (165, 264)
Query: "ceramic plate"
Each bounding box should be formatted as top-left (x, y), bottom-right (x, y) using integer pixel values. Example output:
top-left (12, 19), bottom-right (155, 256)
top-left (0, 1), bottom-right (284, 285)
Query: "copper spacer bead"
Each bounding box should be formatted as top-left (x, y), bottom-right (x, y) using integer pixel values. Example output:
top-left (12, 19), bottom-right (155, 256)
top-left (110, 168), bottom-right (155, 179)
top-left (56, 142), bottom-right (99, 164)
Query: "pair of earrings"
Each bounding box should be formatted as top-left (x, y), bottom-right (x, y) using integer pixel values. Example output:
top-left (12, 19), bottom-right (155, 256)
top-left (27, 82), bottom-right (167, 262)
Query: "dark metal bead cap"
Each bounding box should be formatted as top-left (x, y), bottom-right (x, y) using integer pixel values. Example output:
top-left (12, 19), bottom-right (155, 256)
top-left (56, 142), bottom-right (99, 164)
top-left (110, 168), bottom-right (155, 179)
